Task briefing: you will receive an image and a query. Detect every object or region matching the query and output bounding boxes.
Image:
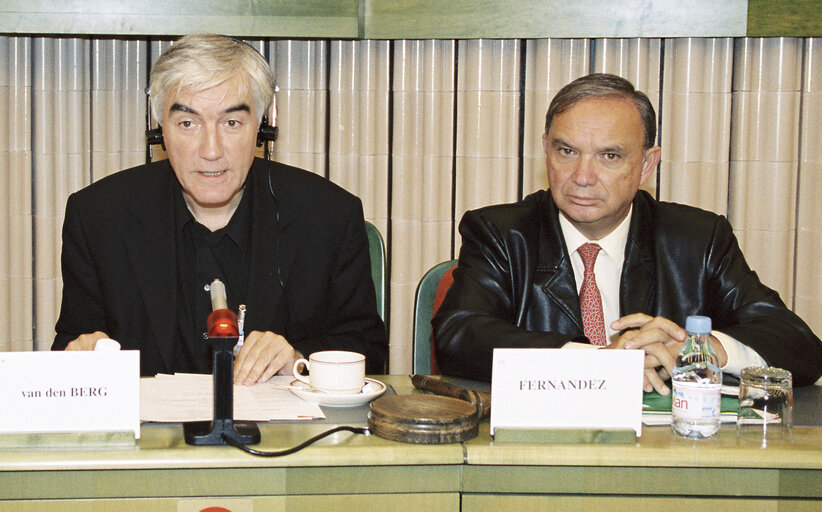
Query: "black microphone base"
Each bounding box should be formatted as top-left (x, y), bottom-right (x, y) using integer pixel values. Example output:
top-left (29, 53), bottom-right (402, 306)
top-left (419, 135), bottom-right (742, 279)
top-left (183, 335), bottom-right (260, 446)
top-left (184, 419), bottom-right (261, 446)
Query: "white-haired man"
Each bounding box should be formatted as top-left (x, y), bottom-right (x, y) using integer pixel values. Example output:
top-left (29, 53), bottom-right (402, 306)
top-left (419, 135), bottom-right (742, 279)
top-left (53, 34), bottom-right (387, 384)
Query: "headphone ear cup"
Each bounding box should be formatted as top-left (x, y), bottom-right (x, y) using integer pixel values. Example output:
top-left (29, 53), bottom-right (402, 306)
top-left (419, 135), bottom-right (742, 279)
top-left (256, 123), bottom-right (278, 147)
top-left (146, 126), bottom-right (165, 150)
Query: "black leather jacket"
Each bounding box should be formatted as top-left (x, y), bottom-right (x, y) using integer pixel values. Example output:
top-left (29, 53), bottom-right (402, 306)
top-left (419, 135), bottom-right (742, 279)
top-left (433, 190), bottom-right (822, 385)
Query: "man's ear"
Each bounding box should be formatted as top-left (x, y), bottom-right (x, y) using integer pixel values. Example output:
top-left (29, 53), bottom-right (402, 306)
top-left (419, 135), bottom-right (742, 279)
top-left (640, 146), bottom-right (661, 186)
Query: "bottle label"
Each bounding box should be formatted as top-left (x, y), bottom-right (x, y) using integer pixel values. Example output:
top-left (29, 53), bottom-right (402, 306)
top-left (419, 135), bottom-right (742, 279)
top-left (672, 381), bottom-right (721, 420)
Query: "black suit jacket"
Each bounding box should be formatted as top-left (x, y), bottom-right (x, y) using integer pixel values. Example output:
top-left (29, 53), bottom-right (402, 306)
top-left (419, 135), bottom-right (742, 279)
top-left (433, 190), bottom-right (822, 386)
top-left (53, 158), bottom-right (387, 375)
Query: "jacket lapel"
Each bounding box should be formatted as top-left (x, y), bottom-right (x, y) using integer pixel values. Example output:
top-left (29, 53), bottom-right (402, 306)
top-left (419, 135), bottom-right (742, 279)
top-left (620, 191), bottom-right (656, 315)
top-left (538, 194), bottom-right (584, 331)
top-left (244, 160), bottom-right (296, 334)
top-left (124, 162), bottom-right (178, 371)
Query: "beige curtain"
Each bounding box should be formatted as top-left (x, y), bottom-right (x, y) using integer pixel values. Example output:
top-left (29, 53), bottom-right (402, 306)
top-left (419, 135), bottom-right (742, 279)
top-left (1, 35), bottom-right (819, 374)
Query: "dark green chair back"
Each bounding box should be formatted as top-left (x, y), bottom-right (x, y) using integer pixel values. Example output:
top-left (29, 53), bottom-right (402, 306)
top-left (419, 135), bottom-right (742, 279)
top-left (412, 259), bottom-right (457, 374)
top-left (365, 221), bottom-right (387, 323)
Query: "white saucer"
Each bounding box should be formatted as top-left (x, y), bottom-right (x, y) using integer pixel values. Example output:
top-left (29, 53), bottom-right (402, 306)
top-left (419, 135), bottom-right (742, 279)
top-left (288, 378), bottom-right (386, 407)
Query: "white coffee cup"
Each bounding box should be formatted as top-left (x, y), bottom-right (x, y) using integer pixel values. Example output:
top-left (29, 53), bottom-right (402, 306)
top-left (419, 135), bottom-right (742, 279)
top-left (292, 351), bottom-right (365, 394)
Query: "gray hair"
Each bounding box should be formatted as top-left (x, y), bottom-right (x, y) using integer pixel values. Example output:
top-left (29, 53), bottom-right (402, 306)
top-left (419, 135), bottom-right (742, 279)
top-left (149, 33), bottom-right (275, 124)
top-left (544, 73), bottom-right (656, 150)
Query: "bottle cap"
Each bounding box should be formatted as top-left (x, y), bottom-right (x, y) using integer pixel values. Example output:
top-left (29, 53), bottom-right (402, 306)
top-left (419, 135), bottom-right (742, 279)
top-left (685, 315), bottom-right (712, 335)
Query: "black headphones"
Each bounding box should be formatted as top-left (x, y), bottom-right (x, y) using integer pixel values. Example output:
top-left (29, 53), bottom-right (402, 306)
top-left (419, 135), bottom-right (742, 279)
top-left (145, 116), bottom-right (278, 150)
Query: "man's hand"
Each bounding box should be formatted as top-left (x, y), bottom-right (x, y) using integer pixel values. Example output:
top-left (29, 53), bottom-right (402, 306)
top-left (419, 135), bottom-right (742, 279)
top-left (65, 331), bottom-right (110, 351)
top-left (606, 313), bottom-right (730, 394)
top-left (233, 331), bottom-right (301, 386)
top-left (606, 314), bottom-right (687, 394)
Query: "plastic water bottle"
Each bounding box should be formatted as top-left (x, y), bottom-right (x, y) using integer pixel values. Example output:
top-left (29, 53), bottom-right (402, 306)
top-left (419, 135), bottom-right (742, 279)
top-left (671, 315), bottom-right (722, 438)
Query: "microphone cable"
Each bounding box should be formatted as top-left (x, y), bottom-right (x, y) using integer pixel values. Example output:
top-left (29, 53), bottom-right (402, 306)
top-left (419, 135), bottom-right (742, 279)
top-left (221, 426), bottom-right (370, 457)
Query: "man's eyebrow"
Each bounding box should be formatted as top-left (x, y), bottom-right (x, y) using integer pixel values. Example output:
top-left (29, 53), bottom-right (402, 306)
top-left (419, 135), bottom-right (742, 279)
top-left (169, 103), bottom-right (196, 114)
top-left (224, 104), bottom-right (251, 114)
top-left (167, 103), bottom-right (251, 115)
top-left (550, 136), bottom-right (626, 154)
top-left (600, 144), bottom-right (625, 154)
top-left (550, 136), bottom-right (573, 148)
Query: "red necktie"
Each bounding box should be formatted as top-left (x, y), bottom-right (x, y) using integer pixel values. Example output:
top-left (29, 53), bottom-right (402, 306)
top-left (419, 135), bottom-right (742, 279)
top-left (578, 243), bottom-right (607, 346)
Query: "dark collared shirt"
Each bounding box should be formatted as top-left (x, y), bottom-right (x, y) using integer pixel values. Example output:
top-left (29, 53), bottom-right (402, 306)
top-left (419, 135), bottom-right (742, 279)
top-left (173, 175), bottom-right (252, 373)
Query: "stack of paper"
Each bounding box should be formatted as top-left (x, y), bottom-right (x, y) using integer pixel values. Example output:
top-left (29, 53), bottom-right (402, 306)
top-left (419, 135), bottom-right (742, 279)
top-left (140, 374), bottom-right (324, 422)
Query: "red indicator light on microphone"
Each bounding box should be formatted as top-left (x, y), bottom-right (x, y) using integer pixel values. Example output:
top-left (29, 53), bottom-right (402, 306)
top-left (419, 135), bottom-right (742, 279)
top-left (207, 308), bottom-right (239, 337)
top-left (206, 278), bottom-right (238, 337)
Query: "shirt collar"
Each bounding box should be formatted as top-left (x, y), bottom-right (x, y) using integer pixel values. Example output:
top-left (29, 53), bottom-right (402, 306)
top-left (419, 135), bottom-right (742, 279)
top-left (558, 204), bottom-right (632, 267)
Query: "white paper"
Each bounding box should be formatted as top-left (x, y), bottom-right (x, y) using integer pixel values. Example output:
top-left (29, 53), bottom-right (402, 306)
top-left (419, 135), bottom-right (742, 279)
top-left (0, 351), bottom-right (140, 438)
top-left (140, 374), bottom-right (324, 422)
top-left (490, 348), bottom-right (644, 436)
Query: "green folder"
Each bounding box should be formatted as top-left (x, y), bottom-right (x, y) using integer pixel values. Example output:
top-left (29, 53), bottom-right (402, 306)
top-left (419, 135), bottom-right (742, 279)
top-left (643, 391), bottom-right (738, 424)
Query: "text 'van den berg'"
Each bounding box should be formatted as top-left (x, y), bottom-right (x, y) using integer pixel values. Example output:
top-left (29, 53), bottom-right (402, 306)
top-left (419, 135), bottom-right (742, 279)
top-left (20, 387), bottom-right (108, 398)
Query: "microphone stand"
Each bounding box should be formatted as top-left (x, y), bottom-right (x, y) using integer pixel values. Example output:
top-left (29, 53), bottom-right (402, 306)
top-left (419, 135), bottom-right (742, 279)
top-left (183, 280), bottom-right (260, 446)
top-left (183, 335), bottom-right (261, 445)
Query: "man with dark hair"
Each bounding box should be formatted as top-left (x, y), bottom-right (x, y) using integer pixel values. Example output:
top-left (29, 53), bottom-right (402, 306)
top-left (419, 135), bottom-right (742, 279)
top-left (52, 34), bottom-right (387, 382)
top-left (434, 73), bottom-right (822, 390)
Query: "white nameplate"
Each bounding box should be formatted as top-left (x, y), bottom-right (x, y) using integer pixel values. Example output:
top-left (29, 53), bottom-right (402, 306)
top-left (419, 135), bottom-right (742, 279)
top-left (490, 348), bottom-right (644, 436)
top-left (0, 351), bottom-right (140, 438)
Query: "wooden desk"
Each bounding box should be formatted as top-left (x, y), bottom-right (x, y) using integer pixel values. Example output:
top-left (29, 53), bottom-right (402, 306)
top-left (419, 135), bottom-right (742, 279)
top-left (462, 379), bottom-right (822, 510)
top-left (463, 425), bottom-right (822, 511)
top-left (0, 376), bottom-right (464, 511)
top-left (2, 376), bottom-right (821, 511)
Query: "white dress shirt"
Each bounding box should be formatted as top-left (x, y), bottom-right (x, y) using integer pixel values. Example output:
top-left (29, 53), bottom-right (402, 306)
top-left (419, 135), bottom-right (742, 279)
top-left (558, 206), bottom-right (766, 377)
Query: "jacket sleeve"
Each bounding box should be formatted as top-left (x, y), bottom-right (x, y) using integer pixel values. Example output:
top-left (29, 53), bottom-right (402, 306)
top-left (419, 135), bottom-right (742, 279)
top-left (287, 200), bottom-right (388, 374)
top-left (703, 216), bottom-right (822, 386)
top-left (52, 193), bottom-right (108, 350)
top-left (433, 209), bottom-right (583, 381)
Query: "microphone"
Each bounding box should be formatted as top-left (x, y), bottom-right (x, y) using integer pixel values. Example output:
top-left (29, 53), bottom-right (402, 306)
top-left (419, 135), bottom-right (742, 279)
top-left (206, 279), bottom-right (239, 338)
top-left (185, 278), bottom-right (260, 446)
